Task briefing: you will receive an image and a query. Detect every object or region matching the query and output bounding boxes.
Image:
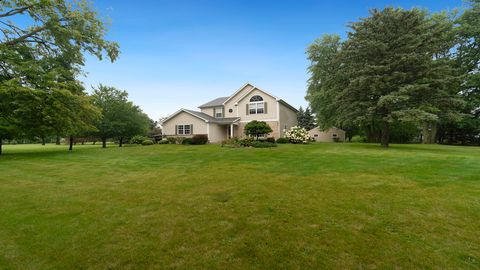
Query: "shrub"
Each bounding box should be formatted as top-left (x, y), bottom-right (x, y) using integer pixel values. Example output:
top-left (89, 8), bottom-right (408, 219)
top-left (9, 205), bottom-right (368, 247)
top-left (284, 126), bottom-right (311, 144)
top-left (141, 139), bottom-right (154, 145)
top-left (266, 137), bottom-right (276, 143)
top-left (276, 137), bottom-right (289, 144)
top-left (166, 137), bottom-right (177, 144)
top-left (182, 138), bottom-right (193, 145)
top-left (221, 137), bottom-right (240, 147)
top-left (174, 137), bottom-right (184, 144)
top-left (244, 120), bottom-right (273, 140)
top-left (192, 134), bottom-right (208, 145)
top-left (158, 139), bottom-right (169, 144)
top-left (131, 135), bottom-right (149, 144)
top-left (251, 141), bottom-right (277, 148)
top-left (239, 137), bottom-right (254, 147)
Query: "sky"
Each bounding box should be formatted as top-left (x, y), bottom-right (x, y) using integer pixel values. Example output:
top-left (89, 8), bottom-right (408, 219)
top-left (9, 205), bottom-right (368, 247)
top-left (82, 0), bottom-right (464, 121)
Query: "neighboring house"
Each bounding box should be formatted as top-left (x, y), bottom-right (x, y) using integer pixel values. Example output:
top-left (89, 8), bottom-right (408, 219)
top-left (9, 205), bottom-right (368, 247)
top-left (309, 127), bottom-right (346, 142)
top-left (162, 83), bottom-right (298, 143)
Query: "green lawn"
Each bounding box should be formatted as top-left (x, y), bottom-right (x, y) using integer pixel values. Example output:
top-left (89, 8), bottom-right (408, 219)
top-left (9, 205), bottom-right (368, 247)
top-left (0, 143), bottom-right (479, 269)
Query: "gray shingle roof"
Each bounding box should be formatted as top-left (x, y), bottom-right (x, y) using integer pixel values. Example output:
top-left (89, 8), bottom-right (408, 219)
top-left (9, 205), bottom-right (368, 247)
top-left (198, 96), bottom-right (229, 108)
top-left (184, 109), bottom-right (239, 124)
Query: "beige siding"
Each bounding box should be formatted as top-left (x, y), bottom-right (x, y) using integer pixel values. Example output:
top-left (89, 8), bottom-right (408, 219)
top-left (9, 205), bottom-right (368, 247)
top-left (236, 89), bottom-right (278, 121)
top-left (162, 111), bottom-right (207, 137)
top-left (224, 84), bottom-right (255, 118)
top-left (200, 107), bottom-right (214, 117)
top-left (279, 103), bottom-right (298, 137)
top-left (308, 127), bottom-right (346, 142)
top-left (209, 123), bottom-right (227, 143)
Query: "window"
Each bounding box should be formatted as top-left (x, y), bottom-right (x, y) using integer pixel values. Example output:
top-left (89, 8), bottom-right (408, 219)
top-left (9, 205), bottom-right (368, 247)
top-left (228, 108), bottom-right (233, 113)
top-left (250, 95), bottom-right (263, 102)
top-left (214, 107), bottom-right (223, 118)
top-left (248, 95), bottom-right (265, 114)
top-left (177, 124), bottom-right (191, 135)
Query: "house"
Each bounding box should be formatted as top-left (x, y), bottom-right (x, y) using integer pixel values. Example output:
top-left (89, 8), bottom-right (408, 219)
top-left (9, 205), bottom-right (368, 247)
top-left (308, 127), bottom-right (346, 142)
top-left (162, 83), bottom-right (298, 143)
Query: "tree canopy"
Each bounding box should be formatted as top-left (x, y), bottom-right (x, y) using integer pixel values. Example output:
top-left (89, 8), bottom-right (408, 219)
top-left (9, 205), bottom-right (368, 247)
top-left (0, 0), bottom-right (119, 154)
top-left (91, 85), bottom-right (151, 148)
top-left (307, 6), bottom-right (474, 147)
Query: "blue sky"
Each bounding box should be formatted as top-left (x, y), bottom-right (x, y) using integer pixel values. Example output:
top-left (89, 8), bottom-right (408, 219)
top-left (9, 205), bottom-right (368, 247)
top-left (83, 0), bottom-right (464, 121)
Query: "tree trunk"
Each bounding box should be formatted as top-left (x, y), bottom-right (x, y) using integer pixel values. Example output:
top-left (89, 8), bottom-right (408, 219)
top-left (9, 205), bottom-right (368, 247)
top-left (93, 140), bottom-right (96, 145)
top-left (422, 122), bottom-right (437, 144)
top-left (380, 122), bottom-right (390, 148)
top-left (102, 138), bottom-right (106, 148)
top-left (41, 137), bottom-right (45, 145)
top-left (119, 137), bottom-right (123, 147)
top-left (69, 136), bottom-right (73, 151)
top-left (55, 136), bottom-right (60, 145)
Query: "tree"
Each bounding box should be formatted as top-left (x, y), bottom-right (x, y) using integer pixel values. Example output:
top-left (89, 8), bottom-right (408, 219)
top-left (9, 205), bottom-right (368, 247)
top-left (0, 0), bottom-right (119, 154)
top-left (91, 85), bottom-right (150, 148)
top-left (244, 121), bottom-right (273, 140)
top-left (297, 106), bottom-right (316, 130)
top-left (307, 8), bottom-right (460, 148)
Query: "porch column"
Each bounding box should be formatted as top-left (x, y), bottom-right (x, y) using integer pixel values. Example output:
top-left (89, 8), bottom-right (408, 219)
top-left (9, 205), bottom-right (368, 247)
top-left (230, 124), bottom-right (234, 138)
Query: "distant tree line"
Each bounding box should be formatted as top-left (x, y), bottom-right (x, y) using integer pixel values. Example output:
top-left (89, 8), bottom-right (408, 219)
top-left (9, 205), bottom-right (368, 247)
top-left (0, 0), bottom-right (152, 155)
top-left (306, 1), bottom-right (480, 147)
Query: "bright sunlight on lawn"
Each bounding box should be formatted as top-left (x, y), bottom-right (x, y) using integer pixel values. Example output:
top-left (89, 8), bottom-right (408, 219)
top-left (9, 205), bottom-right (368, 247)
top-left (0, 143), bottom-right (479, 269)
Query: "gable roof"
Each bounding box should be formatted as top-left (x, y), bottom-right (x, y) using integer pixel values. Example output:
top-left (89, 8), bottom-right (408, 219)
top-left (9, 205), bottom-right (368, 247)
top-left (162, 108), bottom-right (240, 124)
top-left (195, 82), bottom-right (298, 113)
top-left (198, 96), bottom-right (229, 108)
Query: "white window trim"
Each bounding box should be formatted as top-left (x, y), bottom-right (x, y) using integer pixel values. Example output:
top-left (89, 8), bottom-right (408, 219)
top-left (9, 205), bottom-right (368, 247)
top-left (248, 101), bottom-right (265, 114)
top-left (177, 124), bottom-right (191, 135)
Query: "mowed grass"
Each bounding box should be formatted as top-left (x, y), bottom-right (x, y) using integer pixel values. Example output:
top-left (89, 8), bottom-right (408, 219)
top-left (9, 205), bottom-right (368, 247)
top-left (0, 143), bottom-right (479, 269)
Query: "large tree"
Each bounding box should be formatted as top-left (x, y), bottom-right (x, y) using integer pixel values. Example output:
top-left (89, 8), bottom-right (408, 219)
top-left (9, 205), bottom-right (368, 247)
top-left (91, 85), bottom-right (150, 148)
top-left (0, 0), bottom-right (119, 154)
top-left (307, 8), bottom-right (460, 148)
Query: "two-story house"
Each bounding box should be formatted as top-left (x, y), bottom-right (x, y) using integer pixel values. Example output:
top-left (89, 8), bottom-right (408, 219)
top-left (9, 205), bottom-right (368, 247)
top-left (162, 83), bottom-right (298, 143)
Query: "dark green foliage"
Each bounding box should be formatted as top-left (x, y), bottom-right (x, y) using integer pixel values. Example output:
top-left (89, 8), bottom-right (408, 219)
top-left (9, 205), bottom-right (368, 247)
top-left (276, 138), bottom-right (289, 144)
top-left (307, 8), bottom-right (462, 148)
top-left (0, 0), bottom-right (119, 154)
top-left (131, 135), bottom-right (149, 144)
top-left (91, 85), bottom-right (151, 148)
top-left (158, 139), bottom-right (169, 144)
top-left (166, 137), bottom-right (177, 144)
top-left (297, 107), bottom-right (316, 130)
top-left (244, 121), bottom-right (273, 140)
top-left (191, 135), bottom-right (209, 145)
top-left (251, 141), bottom-right (277, 148)
top-left (141, 139), bottom-right (154, 146)
top-left (239, 137), bottom-right (254, 147)
top-left (182, 138), bottom-right (193, 145)
top-left (266, 137), bottom-right (276, 143)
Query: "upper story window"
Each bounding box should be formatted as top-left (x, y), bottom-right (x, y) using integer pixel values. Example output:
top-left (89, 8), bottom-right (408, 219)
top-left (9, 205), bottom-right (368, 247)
top-left (250, 95), bottom-right (263, 102)
top-left (214, 107), bottom-right (223, 118)
top-left (248, 95), bottom-right (265, 114)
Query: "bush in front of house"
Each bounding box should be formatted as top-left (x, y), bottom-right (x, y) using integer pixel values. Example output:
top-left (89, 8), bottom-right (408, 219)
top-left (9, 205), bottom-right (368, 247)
top-left (191, 134), bottom-right (208, 145)
top-left (182, 138), bottom-right (193, 145)
top-left (131, 135), bottom-right (149, 144)
top-left (244, 120), bottom-right (273, 140)
top-left (284, 126), bottom-right (311, 144)
top-left (251, 141), bottom-right (277, 148)
top-left (266, 137), bottom-right (276, 143)
top-left (166, 137), bottom-right (177, 144)
top-left (239, 137), bottom-right (254, 147)
top-left (276, 137), bottom-right (289, 144)
top-left (141, 139), bottom-right (154, 145)
top-left (158, 138), bottom-right (169, 144)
